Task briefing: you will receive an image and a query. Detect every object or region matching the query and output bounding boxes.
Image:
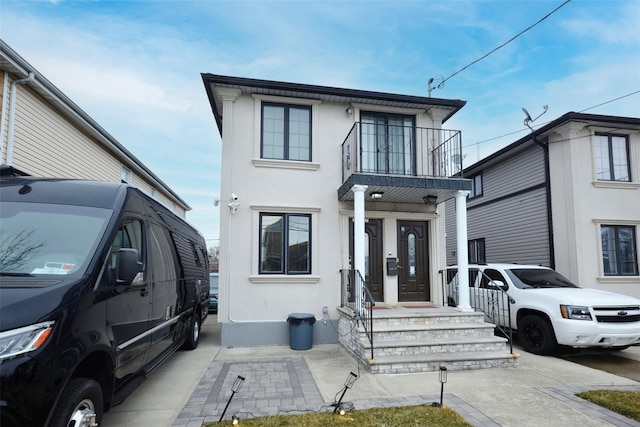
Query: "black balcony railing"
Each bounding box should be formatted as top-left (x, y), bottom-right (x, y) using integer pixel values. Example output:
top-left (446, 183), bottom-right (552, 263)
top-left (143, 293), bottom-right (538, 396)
top-left (342, 122), bottom-right (463, 182)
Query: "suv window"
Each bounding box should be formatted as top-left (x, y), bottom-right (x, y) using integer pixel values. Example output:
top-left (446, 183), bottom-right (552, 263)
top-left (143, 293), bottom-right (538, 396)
top-left (506, 268), bottom-right (578, 289)
top-left (479, 268), bottom-right (507, 289)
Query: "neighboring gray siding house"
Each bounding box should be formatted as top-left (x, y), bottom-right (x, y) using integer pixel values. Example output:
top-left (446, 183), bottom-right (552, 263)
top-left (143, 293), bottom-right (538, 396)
top-left (202, 74), bottom-right (475, 348)
top-left (0, 40), bottom-right (189, 216)
top-left (445, 112), bottom-right (640, 299)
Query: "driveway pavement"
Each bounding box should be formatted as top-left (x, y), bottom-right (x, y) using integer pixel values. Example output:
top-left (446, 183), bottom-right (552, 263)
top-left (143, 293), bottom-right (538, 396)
top-left (103, 317), bottom-right (640, 427)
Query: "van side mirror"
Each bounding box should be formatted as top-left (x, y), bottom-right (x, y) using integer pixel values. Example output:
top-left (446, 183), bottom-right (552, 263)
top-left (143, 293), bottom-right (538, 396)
top-left (115, 248), bottom-right (143, 285)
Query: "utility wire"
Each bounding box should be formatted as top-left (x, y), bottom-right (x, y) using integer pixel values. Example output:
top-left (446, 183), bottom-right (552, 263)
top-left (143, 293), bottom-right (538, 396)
top-left (438, 0), bottom-right (572, 88)
top-left (462, 89), bottom-right (640, 150)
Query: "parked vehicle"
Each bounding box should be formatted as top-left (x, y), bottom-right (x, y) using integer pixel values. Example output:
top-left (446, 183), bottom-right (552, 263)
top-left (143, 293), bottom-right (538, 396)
top-left (209, 272), bottom-right (219, 313)
top-left (446, 264), bottom-right (640, 355)
top-left (0, 171), bottom-right (209, 427)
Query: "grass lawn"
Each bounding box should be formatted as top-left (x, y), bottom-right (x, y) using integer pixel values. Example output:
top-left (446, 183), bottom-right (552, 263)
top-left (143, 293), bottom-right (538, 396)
top-left (575, 390), bottom-right (640, 422)
top-left (207, 404), bottom-right (472, 426)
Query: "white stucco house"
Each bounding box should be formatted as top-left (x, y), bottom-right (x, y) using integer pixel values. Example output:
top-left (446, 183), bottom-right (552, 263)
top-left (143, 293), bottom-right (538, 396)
top-left (202, 74), bottom-right (483, 351)
top-left (0, 39), bottom-right (189, 215)
top-left (445, 112), bottom-right (640, 299)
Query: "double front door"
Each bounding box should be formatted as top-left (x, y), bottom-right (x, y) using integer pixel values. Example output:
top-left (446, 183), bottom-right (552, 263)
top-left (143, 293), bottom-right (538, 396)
top-left (349, 219), bottom-right (430, 302)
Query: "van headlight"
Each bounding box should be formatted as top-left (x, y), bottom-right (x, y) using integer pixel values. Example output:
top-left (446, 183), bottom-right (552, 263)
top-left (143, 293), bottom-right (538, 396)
top-left (560, 305), bottom-right (592, 320)
top-left (0, 321), bottom-right (55, 360)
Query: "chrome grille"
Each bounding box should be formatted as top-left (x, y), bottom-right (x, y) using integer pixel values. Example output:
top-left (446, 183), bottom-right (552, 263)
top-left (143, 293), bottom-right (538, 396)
top-left (592, 305), bottom-right (640, 323)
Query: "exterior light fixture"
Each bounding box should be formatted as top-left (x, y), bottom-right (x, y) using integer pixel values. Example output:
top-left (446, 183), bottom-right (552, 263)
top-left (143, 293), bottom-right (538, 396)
top-left (219, 375), bottom-right (245, 422)
top-left (423, 195), bottom-right (437, 204)
top-left (333, 371), bottom-right (358, 413)
top-left (370, 191), bottom-right (384, 200)
top-left (232, 415), bottom-right (240, 425)
top-left (433, 366), bottom-right (448, 407)
top-left (346, 106), bottom-right (353, 116)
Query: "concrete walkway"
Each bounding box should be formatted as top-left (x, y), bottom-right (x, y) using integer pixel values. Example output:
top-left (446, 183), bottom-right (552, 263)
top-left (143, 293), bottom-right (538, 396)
top-left (103, 318), bottom-right (640, 427)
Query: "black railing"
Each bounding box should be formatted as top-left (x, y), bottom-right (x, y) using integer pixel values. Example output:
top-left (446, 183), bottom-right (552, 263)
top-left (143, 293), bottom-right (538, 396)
top-left (340, 269), bottom-right (375, 360)
top-left (342, 122), bottom-right (463, 182)
top-left (442, 268), bottom-right (514, 353)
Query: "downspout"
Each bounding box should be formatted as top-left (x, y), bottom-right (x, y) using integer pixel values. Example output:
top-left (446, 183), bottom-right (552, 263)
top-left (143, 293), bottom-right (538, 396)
top-left (532, 135), bottom-right (555, 269)
top-left (5, 72), bottom-right (35, 166)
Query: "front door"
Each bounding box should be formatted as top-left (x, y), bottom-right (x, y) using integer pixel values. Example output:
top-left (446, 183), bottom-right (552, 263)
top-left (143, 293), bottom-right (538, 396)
top-left (349, 219), bottom-right (384, 301)
top-left (397, 220), bottom-right (430, 301)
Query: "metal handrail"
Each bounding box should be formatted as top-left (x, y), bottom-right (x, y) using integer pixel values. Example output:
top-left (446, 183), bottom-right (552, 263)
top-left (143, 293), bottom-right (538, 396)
top-left (442, 268), bottom-right (514, 353)
top-left (342, 122), bottom-right (463, 182)
top-left (340, 269), bottom-right (375, 360)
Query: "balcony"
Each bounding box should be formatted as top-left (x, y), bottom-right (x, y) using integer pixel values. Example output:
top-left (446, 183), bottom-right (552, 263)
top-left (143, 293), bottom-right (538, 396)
top-left (338, 123), bottom-right (471, 203)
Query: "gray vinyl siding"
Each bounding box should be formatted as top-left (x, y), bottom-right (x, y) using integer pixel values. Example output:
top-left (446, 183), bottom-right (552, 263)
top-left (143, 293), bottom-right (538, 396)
top-left (446, 144), bottom-right (550, 266)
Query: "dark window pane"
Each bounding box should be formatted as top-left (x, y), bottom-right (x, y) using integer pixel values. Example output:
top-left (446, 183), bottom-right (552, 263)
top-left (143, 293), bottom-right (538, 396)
top-left (260, 215), bottom-right (284, 273)
top-left (287, 215), bottom-right (310, 273)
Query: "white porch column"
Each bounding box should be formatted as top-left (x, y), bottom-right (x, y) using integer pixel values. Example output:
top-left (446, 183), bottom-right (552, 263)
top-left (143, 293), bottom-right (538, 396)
top-left (455, 190), bottom-right (473, 311)
top-left (352, 184), bottom-right (367, 311)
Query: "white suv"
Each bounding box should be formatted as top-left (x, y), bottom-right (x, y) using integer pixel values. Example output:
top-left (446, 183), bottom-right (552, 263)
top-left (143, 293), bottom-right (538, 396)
top-left (446, 264), bottom-right (640, 355)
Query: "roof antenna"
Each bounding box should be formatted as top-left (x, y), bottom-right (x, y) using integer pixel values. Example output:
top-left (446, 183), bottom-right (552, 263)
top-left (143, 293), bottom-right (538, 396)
top-left (522, 105), bottom-right (548, 131)
top-left (428, 76), bottom-right (444, 97)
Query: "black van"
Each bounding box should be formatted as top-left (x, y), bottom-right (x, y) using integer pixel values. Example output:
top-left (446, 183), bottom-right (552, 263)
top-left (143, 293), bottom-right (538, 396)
top-left (0, 170), bottom-right (209, 427)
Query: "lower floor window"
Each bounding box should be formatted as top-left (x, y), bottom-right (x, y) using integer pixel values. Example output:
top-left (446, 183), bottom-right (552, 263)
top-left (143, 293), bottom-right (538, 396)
top-left (260, 213), bottom-right (311, 274)
top-left (468, 238), bottom-right (486, 264)
top-left (601, 225), bottom-right (638, 276)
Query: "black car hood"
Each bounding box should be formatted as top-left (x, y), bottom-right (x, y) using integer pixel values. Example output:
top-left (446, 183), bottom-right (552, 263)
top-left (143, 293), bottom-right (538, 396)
top-left (0, 278), bottom-right (84, 331)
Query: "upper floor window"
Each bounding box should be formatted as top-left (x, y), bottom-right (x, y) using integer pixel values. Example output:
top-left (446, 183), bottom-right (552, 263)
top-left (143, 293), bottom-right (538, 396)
top-left (360, 112), bottom-right (415, 175)
top-left (601, 225), bottom-right (638, 276)
top-left (259, 213), bottom-right (311, 274)
top-left (594, 134), bottom-right (631, 182)
top-left (469, 174), bottom-right (483, 199)
top-left (121, 166), bottom-right (131, 183)
top-left (261, 103), bottom-right (311, 161)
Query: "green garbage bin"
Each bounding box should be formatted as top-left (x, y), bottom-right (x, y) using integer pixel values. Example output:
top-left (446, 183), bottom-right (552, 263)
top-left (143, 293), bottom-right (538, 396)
top-left (287, 313), bottom-right (316, 350)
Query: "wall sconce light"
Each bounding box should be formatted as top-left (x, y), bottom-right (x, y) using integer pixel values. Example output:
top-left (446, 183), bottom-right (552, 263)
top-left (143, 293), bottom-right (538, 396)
top-left (346, 105), bottom-right (353, 116)
top-left (370, 191), bottom-right (384, 200)
top-left (333, 371), bottom-right (358, 413)
top-left (232, 415), bottom-right (240, 425)
top-left (423, 195), bottom-right (438, 205)
top-left (219, 375), bottom-right (245, 422)
top-left (433, 366), bottom-right (448, 407)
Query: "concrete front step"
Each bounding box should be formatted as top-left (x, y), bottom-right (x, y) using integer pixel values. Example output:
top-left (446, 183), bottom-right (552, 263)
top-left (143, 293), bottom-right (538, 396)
top-left (360, 336), bottom-right (509, 357)
top-left (366, 350), bottom-right (519, 374)
top-left (366, 322), bottom-right (498, 341)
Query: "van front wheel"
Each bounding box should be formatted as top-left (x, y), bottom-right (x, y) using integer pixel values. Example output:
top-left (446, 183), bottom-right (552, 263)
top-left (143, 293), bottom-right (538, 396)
top-left (519, 315), bottom-right (556, 355)
top-left (49, 378), bottom-right (103, 427)
top-left (182, 312), bottom-right (200, 350)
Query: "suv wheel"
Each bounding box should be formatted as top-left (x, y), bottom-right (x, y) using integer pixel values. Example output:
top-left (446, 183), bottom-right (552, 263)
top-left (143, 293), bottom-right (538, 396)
top-left (519, 315), bottom-right (556, 355)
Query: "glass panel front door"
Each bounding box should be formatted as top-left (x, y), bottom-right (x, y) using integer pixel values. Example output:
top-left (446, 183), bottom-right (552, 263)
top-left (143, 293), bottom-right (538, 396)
top-left (361, 113), bottom-right (415, 175)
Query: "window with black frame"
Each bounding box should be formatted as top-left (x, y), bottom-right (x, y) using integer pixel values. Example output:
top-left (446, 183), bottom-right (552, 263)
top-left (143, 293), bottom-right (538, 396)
top-left (594, 134), bottom-right (631, 182)
top-left (468, 238), bottom-right (486, 264)
top-left (261, 103), bottom-right (311, 161)
top-left (469, 174), bottom-right (483, 199)
top-left (259, 213), bottom-right (311, 274)
top-left (601, 225), bottom-right (638, 276)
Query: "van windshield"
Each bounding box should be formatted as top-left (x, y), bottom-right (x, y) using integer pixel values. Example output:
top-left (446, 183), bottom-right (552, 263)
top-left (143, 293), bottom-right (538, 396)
top-left (505, 268), bottom-right (578, 289)
top-left (0, 202), bottom-right (112, 280)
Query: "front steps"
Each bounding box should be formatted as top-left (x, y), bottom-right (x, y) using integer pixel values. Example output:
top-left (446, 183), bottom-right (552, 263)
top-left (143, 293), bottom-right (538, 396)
top-left (338, 305), bottom-right (518, 374)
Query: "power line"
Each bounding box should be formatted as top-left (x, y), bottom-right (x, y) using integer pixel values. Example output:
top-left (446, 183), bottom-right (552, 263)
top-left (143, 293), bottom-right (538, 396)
top-left (436, 0), bottom-right (572, 89)
top-left (462, 90), bottom-right (640, 150)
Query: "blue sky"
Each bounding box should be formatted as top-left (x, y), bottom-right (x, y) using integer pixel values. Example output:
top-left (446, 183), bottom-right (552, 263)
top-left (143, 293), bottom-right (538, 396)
top-left (2, 0), bottom-right (639, 248)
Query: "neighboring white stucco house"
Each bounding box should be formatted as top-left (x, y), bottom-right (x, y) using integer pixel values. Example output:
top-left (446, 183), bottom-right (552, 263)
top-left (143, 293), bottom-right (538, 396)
top-left (0, 40), bottom-right (189, 215)
top-left (445, 112), bottom-right (640, 299)
top-left (203, 74), bottom-right (474, 347)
